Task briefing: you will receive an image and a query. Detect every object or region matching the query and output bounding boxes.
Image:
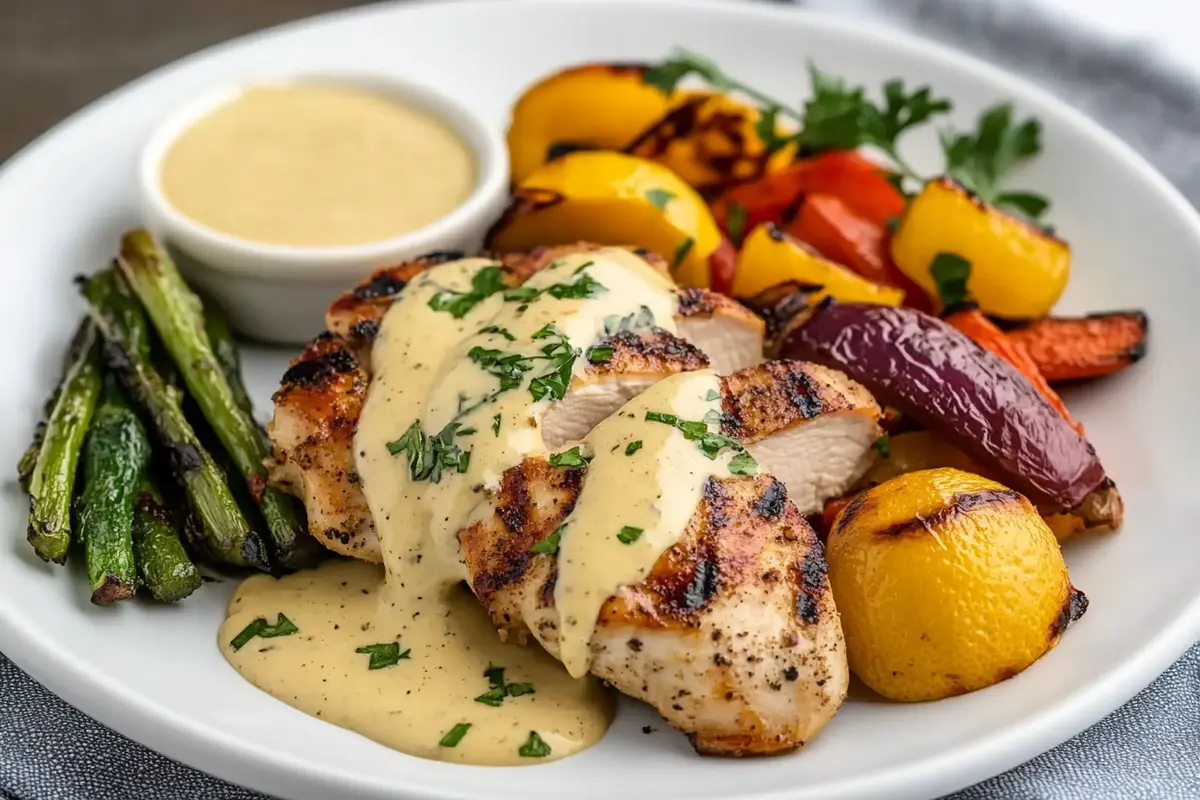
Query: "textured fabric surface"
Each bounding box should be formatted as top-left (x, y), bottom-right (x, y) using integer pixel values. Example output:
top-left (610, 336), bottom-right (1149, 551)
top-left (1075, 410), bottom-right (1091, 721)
top-left (3, 1), bottom-right (1200, 799)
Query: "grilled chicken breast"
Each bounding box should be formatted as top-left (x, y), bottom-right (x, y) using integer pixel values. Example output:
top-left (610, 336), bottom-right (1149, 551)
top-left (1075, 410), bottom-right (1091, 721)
top-left (458, 460), bottom-right (847, 755)
top-left (274, 245), bottom-right (763, 558)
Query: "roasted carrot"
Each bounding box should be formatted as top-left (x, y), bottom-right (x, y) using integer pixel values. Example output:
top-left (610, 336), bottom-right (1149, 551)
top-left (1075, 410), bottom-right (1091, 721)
top-left (1005, 311), bottom-right (1148, 383)
top-left (945, 307), bottom-right (1083, 435)
top-left (787, 193), bottom-right (933, 312)
top-left (710, 150), bottom-right (906, 242)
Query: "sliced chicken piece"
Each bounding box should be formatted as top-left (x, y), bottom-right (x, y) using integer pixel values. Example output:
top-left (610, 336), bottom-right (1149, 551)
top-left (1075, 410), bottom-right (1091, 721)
top-left (327, 247), bottom-right (763, 375)
top-left (676, 287), bottom-right (765, 374)
top-left (542, 329), bottom-right (709, 447)
top-left (268, 333), bottom-right (379, 561)
top-left (720, 361), bottom-right (882, 515)
top-left (458, 460), bottom-right (847, 755)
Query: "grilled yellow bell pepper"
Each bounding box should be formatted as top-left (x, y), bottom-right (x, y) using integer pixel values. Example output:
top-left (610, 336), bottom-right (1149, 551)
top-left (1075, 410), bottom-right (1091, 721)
top-left (732, 223), bottom-right (905, 306)
top-left (891, 178), bottom-right (1070, 318)
top-left (485, 151), bottom-right (728, 289)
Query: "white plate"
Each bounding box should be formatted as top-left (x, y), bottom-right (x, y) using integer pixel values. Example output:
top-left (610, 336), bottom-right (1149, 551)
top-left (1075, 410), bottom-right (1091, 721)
top-left (1, 1), bottom-right (1198, 799)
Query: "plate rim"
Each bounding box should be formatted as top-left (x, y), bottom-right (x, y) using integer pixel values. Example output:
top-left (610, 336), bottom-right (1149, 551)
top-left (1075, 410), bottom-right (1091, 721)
top-left (1, 1), bottom-right (1199, 799)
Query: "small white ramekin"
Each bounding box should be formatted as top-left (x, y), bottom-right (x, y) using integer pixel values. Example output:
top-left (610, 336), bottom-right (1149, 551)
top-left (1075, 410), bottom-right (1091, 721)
top-left (138, 72), bottom-right (510, 344)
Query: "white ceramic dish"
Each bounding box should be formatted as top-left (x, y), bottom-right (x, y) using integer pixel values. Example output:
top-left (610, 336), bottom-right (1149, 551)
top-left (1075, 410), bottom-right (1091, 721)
top-left (1, 1), bottom-right (1198, 799)
top-left (139, 72), bottom-right (510, 344)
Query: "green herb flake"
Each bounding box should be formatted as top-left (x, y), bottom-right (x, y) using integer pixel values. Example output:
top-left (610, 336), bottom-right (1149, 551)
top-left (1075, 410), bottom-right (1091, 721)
top-left (230, 614), bottom-right (299, 651)
top-left (670, 237), bottom-right (695, 272)
top-left (505, 272), bottom-right (607, 304)
top-left (492, 413), bottom-right (502, 436)
top-left (645, 188), bottom-right (675, 210)
top-left (625, 440), bottom-right (643, 456)
top-left (644, 410), bottom-right (746, 460)
top-left (474, 686), bottom-right (507, 707)
top-left (355, 641), bottom-right (410, 670)
top-left (728, 451), bottom-right (759, 477)
top-left (929, 252), bottom-right (972, 311)
top-left (484, 665), bottom-right (506, 688)
top-left (548, 446), bottom-right (591, 469)
top-left (874, 433), bottom-right (891, 459)
top-left (617, 526), bottom-right (644, 544)
top-left (531, 523), bottom-right (565, 555)
top-left (475, 665), bottom-right (535, 706)
top-left (518, 731), bottom-right (552, 758)
top-left (586, 345), bottom-right (615, 364)
top-left (439, 723), bottom-right (472, 748)
top-left (704, 389), bottom-right (720, 401)
top-left (427, 266), bottom-right (506, 319)
top-left (726, 202), bottom-right (748, 246)
top-left (386, 420), bottom-right (472, 483)
top-left (479, 324), bottom-right (516, 342)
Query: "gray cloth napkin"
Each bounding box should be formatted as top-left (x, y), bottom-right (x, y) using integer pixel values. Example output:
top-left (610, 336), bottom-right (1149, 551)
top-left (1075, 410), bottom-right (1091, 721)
top-left (4, 1), bottom-right (1200, 798)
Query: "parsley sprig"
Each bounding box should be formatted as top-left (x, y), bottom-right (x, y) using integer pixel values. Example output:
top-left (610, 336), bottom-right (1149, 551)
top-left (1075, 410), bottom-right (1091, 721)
top-left (229, 614), bottom-right (299, 651)
top-left (644, 50), bottom-right (1049, 220)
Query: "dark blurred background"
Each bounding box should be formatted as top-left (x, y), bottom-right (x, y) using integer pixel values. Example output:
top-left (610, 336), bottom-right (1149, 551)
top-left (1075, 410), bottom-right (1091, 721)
top-left (0, 0), bottom-right (375, 160)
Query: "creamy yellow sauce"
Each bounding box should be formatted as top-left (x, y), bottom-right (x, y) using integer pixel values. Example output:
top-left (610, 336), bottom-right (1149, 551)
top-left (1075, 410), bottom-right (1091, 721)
top-left (223, 249), bottom-right (744, 764)
top-left (160, 84), bottom-right (476, 247)
top-left (219, 561), bottom-right (609, 764)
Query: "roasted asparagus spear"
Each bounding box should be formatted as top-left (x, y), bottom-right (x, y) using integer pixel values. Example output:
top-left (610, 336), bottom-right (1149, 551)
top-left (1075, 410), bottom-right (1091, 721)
top-left (77, 375), bottom-right (151, 603)
top-left (203, 304), bottom-right (254, 416)
top-left (133, 478), bottom-right (202, 602)
top-left (82, 269), bottom-right (269, 570)
top-left (118, 231), bottom-right (317, 570)
top-left (26, 320), bottom-right (102, 563)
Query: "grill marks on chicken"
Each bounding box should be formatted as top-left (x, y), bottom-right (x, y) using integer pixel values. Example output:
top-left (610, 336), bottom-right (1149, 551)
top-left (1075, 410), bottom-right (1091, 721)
top-left (268, 333), bottom-right (377, 560)
top-left (457, 461), bottom-right (847, 755)
top-left (721, 362), bottom-right (882, 515)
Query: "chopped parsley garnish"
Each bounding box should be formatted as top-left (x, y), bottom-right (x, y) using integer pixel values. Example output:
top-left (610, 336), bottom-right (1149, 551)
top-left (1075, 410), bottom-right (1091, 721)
top-left (625, 440), bottom-right (643, 456)
top-left (586, 345), bottom-right (614, 364)
top-left (427, 266), bottom-right (505, 319)
top-left (644, 188), bottom-right (675, 209)
top-left (929, 252), bottom-right (972, 310)
top-left (548, 446), bottom-right (591, 469)
top-left (386, 420), bottom-right (471, 483)
top-left (531, 523), bottom-right (565, 555)
top-left (478, 324), bottom-right (516, 341)
top-left (527, 329), bottom-right (578, 403)
top-left (617, 526), bottom-right (644, 544)
top-left (705, 389), bottom-right (721, 401)
top-left (518, 731), bottom-right (552, 758)
top-left (644, 410), bottom-right (750, 462)
top-left (703, 409), bottom-right (724, 426)
top-left (875, 432), bottom-right (892, 459)
top-left (438, 723), bottom-right (472, 748)
top-left (728, 451), bottom-right (759, 476)
top-left (726, 201), bottom-right (748, 246)
top-left (671, 237), bottom-right (695, 271)
top-left (230, 614), bottom-right (298, 651)
top-left (492, 413), bottom-right (502, 436)
top-left (531, 323), bottom-right (558, 339)
top-left (475, 665), bottom-right (536, 706)
top-left (604, 305), bottom-right (656, 335)
top-left (355, 642), bottom-right (410, 670)
top-left (468, 346), bottom-right (534, 391)
top-left (504, 271), bottom-right (607, 303)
